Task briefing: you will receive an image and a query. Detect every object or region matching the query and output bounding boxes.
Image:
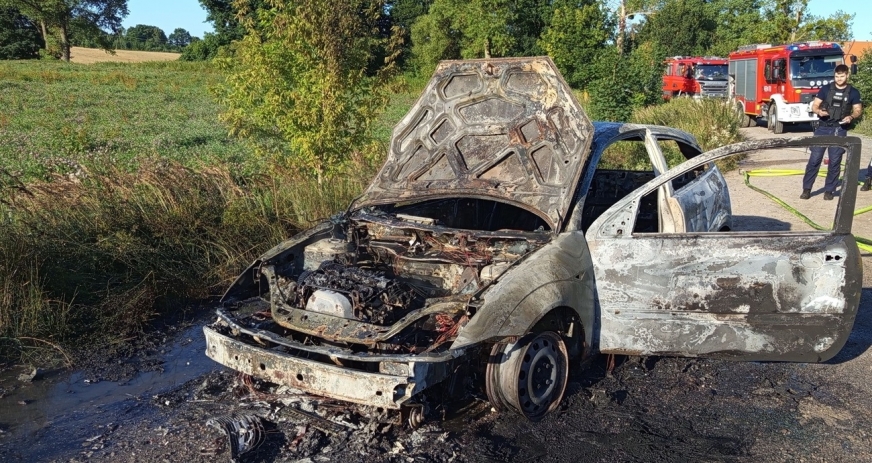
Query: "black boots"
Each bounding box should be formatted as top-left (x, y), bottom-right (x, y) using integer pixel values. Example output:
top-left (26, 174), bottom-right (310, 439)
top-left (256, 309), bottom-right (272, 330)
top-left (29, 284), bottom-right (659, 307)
top-left (862, 178), bottom-right (871, 191)
top-left (800, 189), bottom-right (811, 199)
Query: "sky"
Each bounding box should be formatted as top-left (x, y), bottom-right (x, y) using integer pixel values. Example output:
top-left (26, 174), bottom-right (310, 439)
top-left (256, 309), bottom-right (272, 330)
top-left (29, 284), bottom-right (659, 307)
top-left (807, 1), bottom-right (871, 41)
top-left (122, 0), bottom-right (213, 39)
top-left (122, 0), bottom-right (870, 42)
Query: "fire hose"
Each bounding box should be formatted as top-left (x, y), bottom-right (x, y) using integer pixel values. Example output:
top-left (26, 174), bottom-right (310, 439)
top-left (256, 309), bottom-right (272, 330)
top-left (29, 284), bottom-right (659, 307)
top-left (743, 168), bottom-right (872, 252)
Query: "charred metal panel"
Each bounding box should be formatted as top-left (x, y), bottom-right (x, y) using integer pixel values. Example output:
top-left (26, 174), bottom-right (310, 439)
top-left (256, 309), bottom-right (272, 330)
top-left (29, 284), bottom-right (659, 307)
top-left (204, 327), bottom-right (451, 408)
top-left (359, 57), bottom-right (594, 232)
top-left (451, 231), bottom-right (596, 354)
top-left (590, 234), bottom-right (860, 361)
top-left (213, 308), bottom-right (458, 363)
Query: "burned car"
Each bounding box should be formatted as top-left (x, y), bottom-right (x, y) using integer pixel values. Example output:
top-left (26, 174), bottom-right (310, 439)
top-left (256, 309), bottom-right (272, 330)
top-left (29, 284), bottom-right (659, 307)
top-left (204, 57), bottom-right (862, 421)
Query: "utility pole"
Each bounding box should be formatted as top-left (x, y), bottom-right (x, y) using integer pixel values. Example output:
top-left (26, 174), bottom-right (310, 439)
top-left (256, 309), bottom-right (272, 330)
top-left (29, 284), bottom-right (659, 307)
top-left (616, 0), bottom-right (654, 55)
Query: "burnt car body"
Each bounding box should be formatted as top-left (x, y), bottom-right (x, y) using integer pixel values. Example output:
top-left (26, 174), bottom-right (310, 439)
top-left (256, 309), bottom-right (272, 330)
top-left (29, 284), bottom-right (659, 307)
top-left (204, 57), bottom-right (862, 421)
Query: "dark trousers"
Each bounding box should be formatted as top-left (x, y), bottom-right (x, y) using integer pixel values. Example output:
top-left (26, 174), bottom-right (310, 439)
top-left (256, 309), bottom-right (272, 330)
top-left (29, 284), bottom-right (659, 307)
top-left (803, 125), bottom-right (847, 193)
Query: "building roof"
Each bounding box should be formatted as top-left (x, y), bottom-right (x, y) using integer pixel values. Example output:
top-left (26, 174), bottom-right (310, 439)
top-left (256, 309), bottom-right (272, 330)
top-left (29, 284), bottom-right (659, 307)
top-left (841, 40), bottom-right (872, 58)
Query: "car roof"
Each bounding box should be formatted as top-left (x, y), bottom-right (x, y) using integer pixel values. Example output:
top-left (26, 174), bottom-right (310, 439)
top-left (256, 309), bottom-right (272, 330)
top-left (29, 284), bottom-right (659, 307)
top-left (590, 121), bottom-right (703, 158)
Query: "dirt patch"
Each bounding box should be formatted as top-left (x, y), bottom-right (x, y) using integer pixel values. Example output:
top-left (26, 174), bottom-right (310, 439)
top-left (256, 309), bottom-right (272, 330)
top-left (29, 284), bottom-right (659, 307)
top-left (70, 47), bottom-right (180, 64)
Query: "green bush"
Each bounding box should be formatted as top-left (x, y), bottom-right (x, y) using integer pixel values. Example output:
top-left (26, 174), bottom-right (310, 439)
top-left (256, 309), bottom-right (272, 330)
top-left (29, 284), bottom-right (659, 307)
top-left (850, 50), bottom-right (872, 137)
top-left (631, 97), bottom-right (743, 151)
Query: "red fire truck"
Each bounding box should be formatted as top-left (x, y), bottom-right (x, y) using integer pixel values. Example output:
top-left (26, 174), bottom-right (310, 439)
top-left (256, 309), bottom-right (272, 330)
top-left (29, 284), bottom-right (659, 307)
top-left (729, 41), bottom-right (845, 133)
top-left (662, 56), bottom-right (729, 99)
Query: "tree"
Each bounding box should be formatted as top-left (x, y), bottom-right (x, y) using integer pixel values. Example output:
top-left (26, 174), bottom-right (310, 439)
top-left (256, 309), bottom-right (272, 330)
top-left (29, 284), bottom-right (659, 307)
top-left (189, 0), bottom-right (265, 60)
top-left (168, 27), bottom-right (192, 49)
top-left (635, 0), bottom-right (716, 57)
top-left (793, 11), bottom-right (853, 42)
top-left (0, 6), bottom-right (43, 59)
top-left (707, 0), bottom-right (768, 56)
top-left (849, 49), bottom-right (872, 112)
top-left (124, 24), bottom-right (167, 50)
top-left (410, 0), bottom-right (515, 74)
top-left (587, 42), bottom-right (664, 121)
top-left (757, 0), bottom-right (853, 44)
top-left (503, 0), bottom-right (552, 57)
top-left (217, 0), bottom-right (401, 180)
top-left (538, 1), bottom-right (613, 89)
top-left (1, 0), bottom-right (127, 61)
top-left (385, 0), bottom-right (432, 67)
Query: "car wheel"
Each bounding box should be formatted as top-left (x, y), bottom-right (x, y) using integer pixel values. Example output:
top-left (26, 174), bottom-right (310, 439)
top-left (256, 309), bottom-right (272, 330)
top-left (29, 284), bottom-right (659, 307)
top-left (486, 331), bottom-right (568, 421)
top-left (770, 104), bottom-right (784, 134)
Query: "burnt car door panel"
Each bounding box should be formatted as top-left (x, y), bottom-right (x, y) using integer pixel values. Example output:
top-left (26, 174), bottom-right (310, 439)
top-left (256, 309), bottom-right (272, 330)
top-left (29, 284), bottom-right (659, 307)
top-left (587, 136), bottom-right (862, 362)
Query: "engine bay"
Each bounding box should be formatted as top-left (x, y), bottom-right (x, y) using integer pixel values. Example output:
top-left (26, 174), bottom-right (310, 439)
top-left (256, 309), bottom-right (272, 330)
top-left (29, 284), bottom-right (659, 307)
top-left (246, 199), bottom-right (551, 354)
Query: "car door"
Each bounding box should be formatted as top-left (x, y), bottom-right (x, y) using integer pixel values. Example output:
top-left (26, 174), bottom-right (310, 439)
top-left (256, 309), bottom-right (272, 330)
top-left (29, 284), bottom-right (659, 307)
top-left (586, 136), bottom-right (863, 362)
top-left (643, 129), bottom-right (732, 233)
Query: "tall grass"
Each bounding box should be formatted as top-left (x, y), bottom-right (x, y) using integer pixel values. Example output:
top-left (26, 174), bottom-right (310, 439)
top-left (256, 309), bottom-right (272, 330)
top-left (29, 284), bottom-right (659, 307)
top-left (0, 159), bottom-right (376, 363)
top-left (598, 97), bottom-right (745, 170)
top-left (631, 97), bottom-right (743, 150)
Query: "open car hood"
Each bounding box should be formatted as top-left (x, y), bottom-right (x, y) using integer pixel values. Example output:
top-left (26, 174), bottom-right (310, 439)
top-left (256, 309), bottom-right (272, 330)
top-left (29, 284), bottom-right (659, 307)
top-left (358, 57), bottom-right (593, 231)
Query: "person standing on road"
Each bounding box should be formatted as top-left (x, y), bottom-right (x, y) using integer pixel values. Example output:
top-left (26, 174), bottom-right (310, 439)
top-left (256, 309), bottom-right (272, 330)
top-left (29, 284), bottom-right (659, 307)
top-left (801, 64), bottom-right (863, 200)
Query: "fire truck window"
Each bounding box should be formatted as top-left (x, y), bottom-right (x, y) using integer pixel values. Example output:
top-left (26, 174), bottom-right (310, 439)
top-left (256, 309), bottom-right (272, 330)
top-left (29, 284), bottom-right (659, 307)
top-left (774, 59), bottom-right (786, 82)
top-left (764, 60), bottom-right (772, 82)
top-left (678, 64), bottom-right (686, 77)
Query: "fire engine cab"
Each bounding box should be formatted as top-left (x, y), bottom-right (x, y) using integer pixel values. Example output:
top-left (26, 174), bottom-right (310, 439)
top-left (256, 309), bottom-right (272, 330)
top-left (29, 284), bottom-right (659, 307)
top-left (729, 41), bottom-right (845, 133)
top-left (662, 56), bottom-right (729, 99)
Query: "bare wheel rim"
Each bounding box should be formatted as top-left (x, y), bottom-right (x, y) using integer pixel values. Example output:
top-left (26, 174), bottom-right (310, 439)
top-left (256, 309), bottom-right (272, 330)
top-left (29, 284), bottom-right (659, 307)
top-left (498, 331), bottom-right (568, 421)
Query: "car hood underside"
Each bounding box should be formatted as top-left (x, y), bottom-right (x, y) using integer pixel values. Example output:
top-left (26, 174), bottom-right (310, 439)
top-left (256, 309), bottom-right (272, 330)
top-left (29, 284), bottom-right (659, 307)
top-left (357, 57), bottom-right (594, 232)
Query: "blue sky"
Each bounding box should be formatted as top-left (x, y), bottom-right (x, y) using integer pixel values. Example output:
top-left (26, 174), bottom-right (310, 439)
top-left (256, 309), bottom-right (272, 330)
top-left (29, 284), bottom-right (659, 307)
top-left (122, 0), bottom-right (212, 39)
top-left (122, 0), bottom-right (870, 42)
top-left (807, 1), bottom-right (871, 40)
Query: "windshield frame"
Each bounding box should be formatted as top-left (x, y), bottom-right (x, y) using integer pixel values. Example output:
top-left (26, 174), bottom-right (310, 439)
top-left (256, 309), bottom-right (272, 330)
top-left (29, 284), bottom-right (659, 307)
top-left (789, 54), bottom-right (844, 86)
top-left (694, 64), bottom-right (728, 80)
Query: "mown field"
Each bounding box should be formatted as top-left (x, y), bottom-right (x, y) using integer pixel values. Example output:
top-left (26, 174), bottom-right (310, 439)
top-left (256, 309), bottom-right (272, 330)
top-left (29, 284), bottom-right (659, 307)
top-left (0, 57), bottom-right (743, 365)
top-left (68, 46), bottom-right (181, 64)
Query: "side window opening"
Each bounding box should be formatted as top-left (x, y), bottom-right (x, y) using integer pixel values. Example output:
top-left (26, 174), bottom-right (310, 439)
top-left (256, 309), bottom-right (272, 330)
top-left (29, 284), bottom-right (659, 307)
top-left (624, 146), bottom-right (849, 236)
top-left (582, 140), bottom-right (657, 232)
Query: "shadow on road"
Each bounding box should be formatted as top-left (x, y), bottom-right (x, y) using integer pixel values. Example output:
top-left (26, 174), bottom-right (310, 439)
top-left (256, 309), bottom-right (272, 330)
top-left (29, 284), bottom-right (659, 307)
top-left (750, 120), bottom-right (816, 134)
top-left (827, 288), bottom-right (872, 364)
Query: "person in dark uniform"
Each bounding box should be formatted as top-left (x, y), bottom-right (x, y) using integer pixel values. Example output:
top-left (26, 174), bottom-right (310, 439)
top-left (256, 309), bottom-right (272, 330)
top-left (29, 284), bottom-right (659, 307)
top-left (801, 64), bottom-right (863, 200)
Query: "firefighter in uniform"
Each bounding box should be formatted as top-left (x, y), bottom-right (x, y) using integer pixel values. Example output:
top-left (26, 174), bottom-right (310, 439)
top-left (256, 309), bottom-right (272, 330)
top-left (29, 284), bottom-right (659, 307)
top-left (801, 64), bottom-right (863, 200)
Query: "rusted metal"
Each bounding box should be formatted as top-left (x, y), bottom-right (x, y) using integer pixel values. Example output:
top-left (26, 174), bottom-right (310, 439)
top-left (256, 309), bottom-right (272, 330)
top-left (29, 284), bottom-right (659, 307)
top-left (357, 57), bottom-right (594, 233)
top-left (205, 326), bottom-right (454, 409)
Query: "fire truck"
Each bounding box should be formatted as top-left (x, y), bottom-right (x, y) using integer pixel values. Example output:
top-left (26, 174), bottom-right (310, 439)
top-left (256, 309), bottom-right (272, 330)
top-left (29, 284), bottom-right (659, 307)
top-left (662, 56), bottom-right (729, 99)
top-left (729, 41), bottom-right (845, 133)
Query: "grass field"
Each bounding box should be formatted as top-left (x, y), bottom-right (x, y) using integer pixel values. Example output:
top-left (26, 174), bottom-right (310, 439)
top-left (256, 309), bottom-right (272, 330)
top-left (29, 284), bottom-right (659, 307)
top-left (0, 58), bottom-right (742, 365)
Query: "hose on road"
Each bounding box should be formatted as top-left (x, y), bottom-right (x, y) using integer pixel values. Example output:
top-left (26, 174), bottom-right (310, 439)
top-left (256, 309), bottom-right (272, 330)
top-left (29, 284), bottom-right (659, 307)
top-left (744, 168), bottom-right (872, 252)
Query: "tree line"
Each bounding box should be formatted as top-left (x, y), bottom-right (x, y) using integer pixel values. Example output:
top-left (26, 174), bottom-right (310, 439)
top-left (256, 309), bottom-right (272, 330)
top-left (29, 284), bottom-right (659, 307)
top-left (203, 0), bottom-right (856, 179)
top-left (0, 1), bottom-right (195, 60)
top-left (0, 0), bottom-right (859, 178)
